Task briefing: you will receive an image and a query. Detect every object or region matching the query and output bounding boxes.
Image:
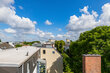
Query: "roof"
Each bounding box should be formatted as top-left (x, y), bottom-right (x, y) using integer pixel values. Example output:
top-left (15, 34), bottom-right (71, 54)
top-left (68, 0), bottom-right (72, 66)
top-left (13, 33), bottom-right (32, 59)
top-left (0, 42), bottom-right (14, 50)
top-left (0, 46), bottom-right (40, 67)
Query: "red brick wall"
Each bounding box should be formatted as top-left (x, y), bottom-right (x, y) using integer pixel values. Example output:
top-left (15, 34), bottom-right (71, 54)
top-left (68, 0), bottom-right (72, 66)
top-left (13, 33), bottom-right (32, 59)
top-left (83, 55), bottom-right (101, 73)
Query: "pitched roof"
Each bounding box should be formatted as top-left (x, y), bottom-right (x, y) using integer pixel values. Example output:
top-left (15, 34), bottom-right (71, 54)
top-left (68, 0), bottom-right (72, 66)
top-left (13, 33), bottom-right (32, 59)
top-left (0, 42), bottom-right (14, 50)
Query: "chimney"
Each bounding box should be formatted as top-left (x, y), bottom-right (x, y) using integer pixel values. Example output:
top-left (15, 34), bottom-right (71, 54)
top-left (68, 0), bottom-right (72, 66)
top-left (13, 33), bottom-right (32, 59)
top-left (83, 54), bottom-right (101, 73)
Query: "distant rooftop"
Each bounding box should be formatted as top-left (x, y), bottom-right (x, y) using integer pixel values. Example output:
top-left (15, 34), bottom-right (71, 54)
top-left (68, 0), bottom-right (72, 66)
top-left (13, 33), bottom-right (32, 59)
top-left (0, 42), bottom-right (14, 50)
top-left (0, 46), bottom-right (40, 67)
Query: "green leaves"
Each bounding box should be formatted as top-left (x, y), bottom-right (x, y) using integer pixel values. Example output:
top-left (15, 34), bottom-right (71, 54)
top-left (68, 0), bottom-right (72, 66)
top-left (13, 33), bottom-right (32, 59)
top-left (68, 26), bottom-right (110, 73)
top-left (55, 40), bottom-right (65, 53)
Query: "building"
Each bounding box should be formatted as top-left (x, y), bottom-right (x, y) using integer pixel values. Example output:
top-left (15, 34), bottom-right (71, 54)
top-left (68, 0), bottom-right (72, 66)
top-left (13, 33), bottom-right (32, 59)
top-left (65, 39), bottom-right (71, 50)
top-left (0, 46), bottom-right (40, 73)
top-left (0, 42), bottom-right (14, 50)
top-left (66, 39), bottom-right (70, 43)
top-left (8, 42), bottom-right (15, 47)
top-left (83, 54), bottom-right (101, 73)
top-left (32, 43), bottom-right (43, 47)
top-left (40, 47), bottom-right (63, 73)
top-left (48, 39), bottom-right (55, 43)
top-left (43, 42), bottom-right (55, 48)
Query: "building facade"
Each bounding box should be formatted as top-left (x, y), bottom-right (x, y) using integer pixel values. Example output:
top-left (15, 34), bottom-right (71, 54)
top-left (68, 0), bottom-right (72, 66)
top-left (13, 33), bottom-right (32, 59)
top-left (40, 48), bottom-right (63, 73)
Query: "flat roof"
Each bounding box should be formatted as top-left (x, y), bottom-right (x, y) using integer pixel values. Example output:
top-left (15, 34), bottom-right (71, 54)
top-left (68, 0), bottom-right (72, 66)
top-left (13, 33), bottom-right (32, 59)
top-left (0, 46), bottom-right (40, 67)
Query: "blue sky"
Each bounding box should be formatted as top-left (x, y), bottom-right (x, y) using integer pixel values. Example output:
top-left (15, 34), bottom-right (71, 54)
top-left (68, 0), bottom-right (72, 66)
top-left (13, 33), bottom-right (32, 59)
top-left (14, 0), bottom-right (109, 34)
top-left (0, 0), bottom-right (110, 41)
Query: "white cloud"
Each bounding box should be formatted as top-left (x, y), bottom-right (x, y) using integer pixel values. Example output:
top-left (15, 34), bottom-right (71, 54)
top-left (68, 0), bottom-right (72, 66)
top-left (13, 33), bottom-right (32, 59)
top-left (19, 6), bottom-right (23, 10)
top-left (80, 6), bottom-right (89, 14)
top-left (4, 28), bottom-right (16, 33)
top-left (58, 28), bottom-right (62, 31)
top-left (99, 3), bottom-right (110, 26)
top-left (45, 20), bottom-right (52, 25)
top-left (0, 7), bottom-right (36, 34)
top-left (1, 1), bottom-right (110, 41)
top-left (66, 3), bottom-right (110, 40)
top-left (56, 34), bottom-right (63, 38)
top-left (0, 0), bottom-right (39, 41)
top-left (36, 29), bottom-right (55, 39)
top-left (0, 0), bottom-right (37, 40)
top-left (66, 11), bottom-right (98, 31)
top-left (0, 0), bottom-right (14, 7)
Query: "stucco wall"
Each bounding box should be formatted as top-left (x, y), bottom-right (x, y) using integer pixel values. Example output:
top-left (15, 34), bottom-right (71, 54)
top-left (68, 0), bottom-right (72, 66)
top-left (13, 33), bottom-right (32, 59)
top-left (40, 48), bottom-right (63, 73)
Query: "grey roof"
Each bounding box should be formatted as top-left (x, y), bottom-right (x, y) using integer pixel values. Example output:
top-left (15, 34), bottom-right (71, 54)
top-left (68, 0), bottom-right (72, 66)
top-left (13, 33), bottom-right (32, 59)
top-left (0, 46), bottom-right (40, 67)
top-left (0, 42), bottom-right (14, 50)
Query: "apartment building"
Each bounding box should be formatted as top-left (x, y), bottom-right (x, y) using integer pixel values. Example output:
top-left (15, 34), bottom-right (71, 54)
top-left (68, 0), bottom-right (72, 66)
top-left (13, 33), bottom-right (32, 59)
top-left (40, 47), bottom-right (63, 73)
top-left (0, 46), bottom-right (40, 73)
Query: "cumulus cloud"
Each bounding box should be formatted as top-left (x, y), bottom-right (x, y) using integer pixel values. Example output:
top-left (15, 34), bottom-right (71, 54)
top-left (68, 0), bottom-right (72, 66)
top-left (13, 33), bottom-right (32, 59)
top-left (0, 0), bottom-right (38, 41)
top-left (66, 3), bottom-right (110, 40)
top-left (56, 34), bottom-right (63, 38)
top-left (58, 28), bottom-right (62, 31)
top-left (45, 20), bottom-right (52, 25)
top-left (66, 10), bottom-right (98, 31)
top-left (0, 7), bottom-right (36, 34)
top-left (4, 28), bottom-right (16, 33)
top-left (1, 0), bottom-right (110, 41)
top-left (19, 6), bottom-right (23, 10)
top-left (36, 29), bottom-right (55, 39)
top-left (0, 0), bottom-right (14, 7)
top-left (80, 6), bottom-right (89, 14)
top-left (99, 3), bottom-right (110, 26)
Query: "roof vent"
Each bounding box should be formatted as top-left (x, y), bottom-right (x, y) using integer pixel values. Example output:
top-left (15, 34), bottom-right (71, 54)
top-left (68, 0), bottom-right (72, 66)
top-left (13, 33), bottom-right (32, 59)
top-left (26, 52), bottom-right (29, 56)
top-left (16, 48), bottom-right (18, 50)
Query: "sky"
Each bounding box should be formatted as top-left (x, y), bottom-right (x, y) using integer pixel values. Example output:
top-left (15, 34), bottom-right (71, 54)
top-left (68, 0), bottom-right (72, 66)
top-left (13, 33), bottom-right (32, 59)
top-left (0, 0), bottom-right (110, 42)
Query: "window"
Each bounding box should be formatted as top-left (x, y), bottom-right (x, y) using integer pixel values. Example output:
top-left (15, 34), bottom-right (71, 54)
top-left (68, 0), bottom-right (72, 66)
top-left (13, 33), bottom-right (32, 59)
top-left (22, 64), bottom-right (24, 73)
top-left (43, 50), bottom-right (46, 54)
top-left (43, 58), bottom-right (46, 60)
top-left (27, 63), bottom-right (30, 73)
top-left (52, 51), bottom-right (55, 54)
top-left (32, 57), bottom-right (35, 66)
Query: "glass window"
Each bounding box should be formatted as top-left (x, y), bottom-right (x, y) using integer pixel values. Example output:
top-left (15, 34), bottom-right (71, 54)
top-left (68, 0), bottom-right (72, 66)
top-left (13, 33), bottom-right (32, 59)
top-left (43, 50), bottom-right (46, 54)
top-left (52, 51), bottom-right (55, 54)
top-left (27, 63), bottom-right (30, 73)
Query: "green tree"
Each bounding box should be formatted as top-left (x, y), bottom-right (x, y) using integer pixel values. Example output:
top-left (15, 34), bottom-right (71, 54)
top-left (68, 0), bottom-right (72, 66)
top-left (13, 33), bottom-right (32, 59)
top-left (15, 44), bottom-right (22, 48)
top-left (23, 41), bottom-right (40, 46)
top-left (55, 40), bottom-right (74, 72)
top-left (62, 53), bottom-right (74, 73)
top-left (55, 40), bottom-right (65, 53)
top-left (68, 26), bottom-right (110, 73)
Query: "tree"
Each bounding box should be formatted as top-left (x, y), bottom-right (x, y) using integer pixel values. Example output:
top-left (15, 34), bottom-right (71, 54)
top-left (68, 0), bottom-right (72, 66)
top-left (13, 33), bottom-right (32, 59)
top-left (15, 44), bottom-right (22, 48)
top-left (68, 26), bottom-right (110, 73)
top-left (55, 40), bottom-right (65, 53)
top-left (62, 53), bottom-right (74, 73)
top-left (55, 40), bottom-right (74, 72)
top-left (23, 41), bottom-right (40, 46)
